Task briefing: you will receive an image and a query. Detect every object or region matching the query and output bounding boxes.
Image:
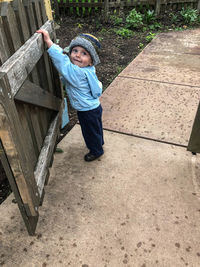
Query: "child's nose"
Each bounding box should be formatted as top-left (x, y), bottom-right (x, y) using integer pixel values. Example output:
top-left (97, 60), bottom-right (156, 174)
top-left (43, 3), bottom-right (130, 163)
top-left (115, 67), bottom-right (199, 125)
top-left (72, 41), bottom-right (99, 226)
top-left (76, 51), bottom-right (81, 57)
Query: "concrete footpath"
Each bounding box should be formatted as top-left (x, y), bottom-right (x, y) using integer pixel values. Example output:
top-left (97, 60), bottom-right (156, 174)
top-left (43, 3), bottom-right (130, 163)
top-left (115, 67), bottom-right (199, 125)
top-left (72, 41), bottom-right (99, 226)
top-left (1, 28), bottom-right (200, 267)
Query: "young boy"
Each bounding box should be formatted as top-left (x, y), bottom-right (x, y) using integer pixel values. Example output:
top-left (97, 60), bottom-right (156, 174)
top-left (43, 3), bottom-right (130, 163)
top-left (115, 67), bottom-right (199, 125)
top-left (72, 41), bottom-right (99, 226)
top-left (37, 29), bottom-right (104, 162)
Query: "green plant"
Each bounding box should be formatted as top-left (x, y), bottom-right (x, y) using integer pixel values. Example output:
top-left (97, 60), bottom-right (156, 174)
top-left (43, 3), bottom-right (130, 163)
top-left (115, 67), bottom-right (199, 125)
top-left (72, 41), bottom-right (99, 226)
top-left (142, 26), bottom-right (148, 32)
top-left (126, 8), bottom-right (143, 29)
top-left (148, 22), bottom-right (162, 30)
top-left (180, 7), bottom-right (198, 24)
top-left (142, 10), bottom-right (156, 24)
top-left (145, 32), bottom-right (156, 42)
top-left (174, 26), bottom-right (184, 31)
top-left (138, 42), bottom-right (144, 49)
top-left (110, 15), bottom-right (123, 26)
top-left (115, 28), bottom-right (134, 38)
top-left (76, 23), bottom-right (83, 28)
top-left (169, 12), bottom-right (179, 24)
top-left (116, 66), bottom-right (124, 74)
top-left (100, 28), bottom-right (107, 33)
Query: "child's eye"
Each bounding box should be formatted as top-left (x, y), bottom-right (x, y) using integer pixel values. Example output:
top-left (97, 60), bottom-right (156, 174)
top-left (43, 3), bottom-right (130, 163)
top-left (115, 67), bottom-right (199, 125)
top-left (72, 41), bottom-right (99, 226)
top-left (82, 52), bottom-right (87, 55)
top-left (73, 48), bottom-right (78, 53)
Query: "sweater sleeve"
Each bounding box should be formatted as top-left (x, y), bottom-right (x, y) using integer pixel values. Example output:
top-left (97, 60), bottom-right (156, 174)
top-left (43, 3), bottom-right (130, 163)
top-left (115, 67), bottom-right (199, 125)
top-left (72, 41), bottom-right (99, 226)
top-left (85, 69), bottom-right (103, 99)
top-left (47, 44), bottom-right (83, 87)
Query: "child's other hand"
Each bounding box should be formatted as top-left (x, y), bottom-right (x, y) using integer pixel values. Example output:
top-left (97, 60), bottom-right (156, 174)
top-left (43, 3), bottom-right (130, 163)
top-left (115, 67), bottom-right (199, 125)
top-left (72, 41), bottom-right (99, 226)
top-left (36, 29), bottom-right (53, 48)
top-left (37, 29), bottom-right (50, 42)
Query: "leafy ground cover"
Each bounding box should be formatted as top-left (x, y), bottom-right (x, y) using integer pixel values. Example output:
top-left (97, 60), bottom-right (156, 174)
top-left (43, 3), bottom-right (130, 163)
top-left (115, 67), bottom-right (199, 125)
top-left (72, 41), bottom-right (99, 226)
top-left (1, 7), bottom-right (200, 203)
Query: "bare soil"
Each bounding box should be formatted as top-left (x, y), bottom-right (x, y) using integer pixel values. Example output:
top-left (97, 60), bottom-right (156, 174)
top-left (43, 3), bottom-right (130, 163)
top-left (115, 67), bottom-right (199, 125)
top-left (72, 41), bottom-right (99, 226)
top-left (1, 13), bottom-right (200, 203)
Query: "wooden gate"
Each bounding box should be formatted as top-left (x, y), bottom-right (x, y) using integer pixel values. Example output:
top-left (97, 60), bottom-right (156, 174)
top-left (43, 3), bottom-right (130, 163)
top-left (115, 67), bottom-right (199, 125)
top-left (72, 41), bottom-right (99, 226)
top-left (0, 0), bottom-right (63, 235)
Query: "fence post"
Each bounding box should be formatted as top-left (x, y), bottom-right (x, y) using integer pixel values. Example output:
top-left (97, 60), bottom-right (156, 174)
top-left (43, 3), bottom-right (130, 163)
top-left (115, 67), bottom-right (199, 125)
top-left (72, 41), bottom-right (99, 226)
top-left (103, 0), bottom-right (109, 22)
top-left (155, 0), bottom-right (161, 15)
top-left (187, 102), bottom-right (200, 153)
top-left (44, 0), bottom-right (53, 20)
top-left (198, 0), bottom-right (200, 12)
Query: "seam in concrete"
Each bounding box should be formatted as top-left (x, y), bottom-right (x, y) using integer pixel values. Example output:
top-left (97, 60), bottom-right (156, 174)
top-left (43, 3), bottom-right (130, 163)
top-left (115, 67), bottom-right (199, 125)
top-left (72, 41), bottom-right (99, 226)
top-left (103, 127), bottom-right (188, 148)
top-left (118, 75), bottom-right (200, 89)
top-left (183, 52), bottom-right (200, 56)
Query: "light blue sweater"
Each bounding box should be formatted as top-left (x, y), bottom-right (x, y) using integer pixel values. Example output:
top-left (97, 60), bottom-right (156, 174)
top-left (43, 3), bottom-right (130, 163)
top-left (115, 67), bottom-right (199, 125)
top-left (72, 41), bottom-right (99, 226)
top-left (48, 44), bottom-right (102, 111)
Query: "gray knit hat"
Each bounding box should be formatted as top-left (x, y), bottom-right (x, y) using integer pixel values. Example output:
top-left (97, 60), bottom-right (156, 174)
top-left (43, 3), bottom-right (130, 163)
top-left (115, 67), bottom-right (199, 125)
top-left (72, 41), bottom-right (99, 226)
top-left (68, 33), bottom-right (101, 66)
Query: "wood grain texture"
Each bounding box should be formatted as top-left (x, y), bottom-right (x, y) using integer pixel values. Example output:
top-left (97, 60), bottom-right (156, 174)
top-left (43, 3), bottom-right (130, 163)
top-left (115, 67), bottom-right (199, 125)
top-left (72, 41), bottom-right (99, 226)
top-left (34, 111), bottom-right (62, 196)
top-left (0, 20), bottom-right (53, 97)
top-left (15, 80), bottom-right (62, 111)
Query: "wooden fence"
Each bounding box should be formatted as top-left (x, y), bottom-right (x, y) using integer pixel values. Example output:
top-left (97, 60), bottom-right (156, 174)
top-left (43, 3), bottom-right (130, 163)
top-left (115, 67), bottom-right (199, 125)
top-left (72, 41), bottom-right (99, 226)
top-left (0, 0), bottom-right (63, 235)
top-left (52, 0), bottom-right (200, 19)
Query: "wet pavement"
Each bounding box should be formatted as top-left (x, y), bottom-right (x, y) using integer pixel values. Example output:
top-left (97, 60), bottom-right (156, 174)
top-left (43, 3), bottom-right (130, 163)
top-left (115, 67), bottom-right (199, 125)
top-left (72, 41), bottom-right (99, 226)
top-left (1, 28), bottom-right (200, 267)
top-left (101, 76), bottom-right (199, 146)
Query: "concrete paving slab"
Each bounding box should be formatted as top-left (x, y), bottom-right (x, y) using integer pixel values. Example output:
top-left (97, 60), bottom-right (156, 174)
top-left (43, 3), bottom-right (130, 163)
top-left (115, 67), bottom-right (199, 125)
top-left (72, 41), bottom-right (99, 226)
top-left (144, 30), bottom-right (200, 55)
top-left (119, 52), bottom-right (200, 87)
top-left (1, 125), bottom-right (200, 267)
top-left (101, 76), bottom-right (200, 146)
top-left (119, 29), bottom-right (200, 87)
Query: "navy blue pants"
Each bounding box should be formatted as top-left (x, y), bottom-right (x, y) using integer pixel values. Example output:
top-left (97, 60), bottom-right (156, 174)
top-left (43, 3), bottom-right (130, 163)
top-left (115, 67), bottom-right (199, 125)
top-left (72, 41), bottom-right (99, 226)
top-left (77, 104), bottom-right (104, 156)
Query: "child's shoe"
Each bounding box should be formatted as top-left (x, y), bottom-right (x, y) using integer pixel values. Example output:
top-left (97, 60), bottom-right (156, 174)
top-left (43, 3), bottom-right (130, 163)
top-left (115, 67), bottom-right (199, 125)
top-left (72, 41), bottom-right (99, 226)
top-left (84, 152), bottom-right (103, 162)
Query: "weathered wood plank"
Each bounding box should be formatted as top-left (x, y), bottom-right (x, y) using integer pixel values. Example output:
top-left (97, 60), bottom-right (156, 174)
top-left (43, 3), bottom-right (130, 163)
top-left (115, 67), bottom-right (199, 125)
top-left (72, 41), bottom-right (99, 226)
top-left (0, 20), bottom-right (54, 97)
top-left (29, 105), bottom-right (44, 151)
top-left (12, 0), bottom-right (30, 43)
top-left (34, 111), bottom-right (62, 196)
top-left (23, 0), bottom-right (43, 93)
top-left (43, 51), bottom-right (54, 93)
top-left (0, 74), bottom-right (40, 209)
top-left (36, 106), bottom-right (47, 138)
top-left (47, 28), bottom-right (62, 96)
top-left (15, 102), bottom-right (38, 171)
top-left (0, 18), bottom-right (11, 65)
top-left (25, 83), bottom-right (48, 148)
top-left (39, 0), bottom-right (48, 23)
top-left (163, 0), bottom-right (196, 3)
top-left (84, 0), bottom-right (89, 16)
top-left (23, 0), bottom-right (37, 35)
top-left (59, 1), bottom-right (102, 7)
top-left (31, 0), bottom-right (43, 28)
top-left (103, 0), bottom-right (109, 22)
top-left (15, 80), bottom-right (62, 111)
top-left (35, 54), bottom-right (50, 92)
top-left (198, 0), bottom-right (200, 11)
top-left (22, 0), bottom-right (43, 90)
top-left (90, 0), bottom-right (95, 15)
top-left (58, 0), bottom-right (197, 10)
top-left (0, 139), bottom-right (38, 235)
top-left (23, 104), bottom-right (40, 157)
top-left (0, 1), bottom-right (22, 53)
top-left (0, 105), bottom-right (38, 216)
top-left (155, 0), bottom-right (161, 14)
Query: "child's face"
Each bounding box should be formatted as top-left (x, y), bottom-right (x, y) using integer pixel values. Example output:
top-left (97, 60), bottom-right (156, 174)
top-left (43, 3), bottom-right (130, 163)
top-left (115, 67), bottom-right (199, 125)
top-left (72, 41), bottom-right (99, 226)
top-left (70, 46), bottom-right (92, 68)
